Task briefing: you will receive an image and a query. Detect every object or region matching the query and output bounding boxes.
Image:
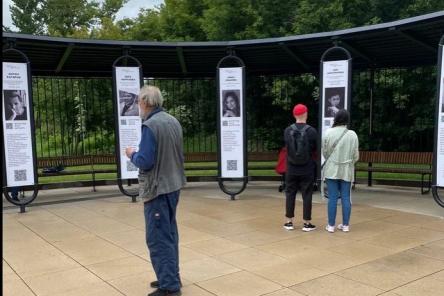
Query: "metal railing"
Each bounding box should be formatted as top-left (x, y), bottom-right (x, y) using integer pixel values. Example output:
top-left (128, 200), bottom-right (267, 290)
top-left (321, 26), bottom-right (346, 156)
top-left (31, 67), bottom-right (436, 160)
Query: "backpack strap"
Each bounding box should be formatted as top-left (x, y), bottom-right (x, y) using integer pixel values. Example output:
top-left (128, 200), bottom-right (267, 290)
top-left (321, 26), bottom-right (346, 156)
top-left (321, 128), bottom-right (349, 169)
top-left (290, 124), bottom-right (310, 132)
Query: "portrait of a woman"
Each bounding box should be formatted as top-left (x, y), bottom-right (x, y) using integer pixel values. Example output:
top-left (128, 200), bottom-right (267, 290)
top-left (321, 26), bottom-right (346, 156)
top-left (222, 90), bottom-right (240, 117)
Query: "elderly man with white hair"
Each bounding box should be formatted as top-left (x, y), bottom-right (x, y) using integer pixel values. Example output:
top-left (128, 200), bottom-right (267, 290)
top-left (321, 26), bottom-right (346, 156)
top-left (126, 85), bottom-right (186, 296)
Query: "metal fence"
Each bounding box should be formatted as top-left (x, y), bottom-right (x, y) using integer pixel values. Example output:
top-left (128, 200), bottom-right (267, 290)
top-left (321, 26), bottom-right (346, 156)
top-left (32, 66), bottom-right (436, 159)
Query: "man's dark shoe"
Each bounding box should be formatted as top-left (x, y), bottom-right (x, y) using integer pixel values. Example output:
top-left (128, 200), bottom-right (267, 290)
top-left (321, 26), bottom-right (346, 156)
top-left (150, 280), bottom-right (182, 289)
top-left (150, 281), bottom-right (159, 288)
top-left (148, 288), bottom-right (181, 296)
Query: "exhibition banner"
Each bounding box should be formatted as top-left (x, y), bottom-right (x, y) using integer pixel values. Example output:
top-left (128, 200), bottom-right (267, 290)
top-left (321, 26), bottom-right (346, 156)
top-left (2, 62), bottom-right (35, 186)
top-left (115, 67), bottom-right (142, 180)
top-left (321, 60), bottom-right (349, 133)
top-left (219, 67), bottom-right (245, 178)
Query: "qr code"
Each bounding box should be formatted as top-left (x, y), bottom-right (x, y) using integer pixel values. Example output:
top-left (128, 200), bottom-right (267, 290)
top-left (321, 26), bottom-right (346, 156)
top-left (227, 160), bottom-right (237, 171)
top-left (222, 121), bottom-right (228, 126)
top-left (121, 119), bottom-right (127, 125)
top-left (127, 161), bottom-right (138, 171)
top-left (14, 170), bottom-right (27, 181)
top-left (6, 123), bottom-right (13, 129)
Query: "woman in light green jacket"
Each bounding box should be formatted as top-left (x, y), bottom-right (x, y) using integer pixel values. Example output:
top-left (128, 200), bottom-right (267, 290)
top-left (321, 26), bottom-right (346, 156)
top-left (322, 110), bottom-right (359, 233)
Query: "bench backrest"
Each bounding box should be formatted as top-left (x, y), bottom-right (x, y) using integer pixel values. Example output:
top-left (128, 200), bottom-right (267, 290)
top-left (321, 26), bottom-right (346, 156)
top-left (38, 152), bottom-right (279, 168)
top-left (38, 154), bottom-right (116, 168)
top-left (359, 151), bottom-right (432, 165)
top-left (38, 151), bottom-right (433, 168)
top-left (184, 152), bottom-right (278, 162)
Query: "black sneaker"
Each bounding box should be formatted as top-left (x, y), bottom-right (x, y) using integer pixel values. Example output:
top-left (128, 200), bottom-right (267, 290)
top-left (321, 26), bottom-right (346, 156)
top-left (150, 281), bottom-right (159, 288)
top-left (148, 288), bottom-right (181, 296)
top-left (302, 223), bottom-right (316, 232)
top-left (283, 222), bottom-right (294, 230)
top-left (150, 280), bottom-right (182, 289)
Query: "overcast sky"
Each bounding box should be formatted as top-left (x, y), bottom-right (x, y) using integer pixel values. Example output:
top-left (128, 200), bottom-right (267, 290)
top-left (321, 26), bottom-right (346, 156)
top-left (3, 0), bottom-right (164, 30)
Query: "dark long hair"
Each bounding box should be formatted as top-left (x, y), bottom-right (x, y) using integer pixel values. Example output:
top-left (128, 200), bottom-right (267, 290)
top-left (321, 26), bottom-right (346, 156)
top-left (332, 109), bottom-right (350, 127)
top-left (223, 91), bottom-right (240, 115)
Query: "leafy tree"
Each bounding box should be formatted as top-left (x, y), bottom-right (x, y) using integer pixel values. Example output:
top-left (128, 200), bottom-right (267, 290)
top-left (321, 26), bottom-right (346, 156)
top-left (7, 0), bottom-right (444, 154)
top-left (249, 0), bottom-right (299, 38)
top-left (292, 0), bottom-right (444, 35)
top-left (10, 0), bottom-right (46, 34)
top-left (10, 0), bottom-right (127, 37)
top-left (159, 0), bottom-right (208, 41)
top-left (42, 0), bottom-right (98, 36)
top-left (3, 25), bottom-right (12, 32)
top-left (121, 8), bottom-right (163, 41)
top-left (201, 0), bottom-right (260, 40)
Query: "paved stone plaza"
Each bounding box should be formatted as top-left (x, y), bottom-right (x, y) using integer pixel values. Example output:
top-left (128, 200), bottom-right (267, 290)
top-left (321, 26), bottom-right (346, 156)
top-left (3, 182), bottom-right (444, 296)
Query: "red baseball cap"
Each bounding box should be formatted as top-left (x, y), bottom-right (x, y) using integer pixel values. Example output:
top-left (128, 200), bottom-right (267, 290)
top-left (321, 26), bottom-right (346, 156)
top-left (293, 104), bottom-right (308, 116)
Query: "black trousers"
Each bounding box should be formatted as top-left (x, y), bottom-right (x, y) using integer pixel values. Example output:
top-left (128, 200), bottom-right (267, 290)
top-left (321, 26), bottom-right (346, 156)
top-left (285, 173), bottom-right (314, 221)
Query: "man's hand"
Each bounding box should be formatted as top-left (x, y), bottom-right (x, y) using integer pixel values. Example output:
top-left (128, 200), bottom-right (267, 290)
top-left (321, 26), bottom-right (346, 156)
top-left (328, 106), bottom-right (340, 114)
top-left (224, 110), bottom-right (237, 117)
top-left (125, 147), bottom-right (136, 159)
top-left (8, 109), bottom-right (17, 120)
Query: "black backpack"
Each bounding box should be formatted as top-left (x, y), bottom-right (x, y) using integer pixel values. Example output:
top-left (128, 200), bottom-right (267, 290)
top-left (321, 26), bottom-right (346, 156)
top-left (287, 124), bottom-right (311, 165)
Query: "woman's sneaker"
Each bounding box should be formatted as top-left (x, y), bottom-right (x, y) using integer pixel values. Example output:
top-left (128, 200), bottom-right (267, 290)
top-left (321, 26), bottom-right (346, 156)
top-left (325, 225), bottom-right (335, 233)
top-left (337, 224), bottom-right (350, 232)
top-left (302, 223), bottom-right (316, 232)
top-left (283, 222), bottom-right (294, 230)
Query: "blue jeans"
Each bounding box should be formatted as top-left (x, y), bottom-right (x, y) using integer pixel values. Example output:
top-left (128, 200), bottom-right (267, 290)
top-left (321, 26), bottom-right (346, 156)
top-left (144, 191), bottom-right (180, 291)
top-left (10, 187), bottom-right (20, 200)
top-left (326, 179), bottom-right (351, 226)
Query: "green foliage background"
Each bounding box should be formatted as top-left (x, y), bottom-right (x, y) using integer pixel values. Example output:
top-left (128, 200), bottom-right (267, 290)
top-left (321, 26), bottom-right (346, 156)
top-left (6, 0), bottom-right (444, 157)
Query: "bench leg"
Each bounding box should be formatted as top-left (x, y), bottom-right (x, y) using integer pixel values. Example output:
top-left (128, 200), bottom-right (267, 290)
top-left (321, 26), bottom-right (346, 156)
top-left (92, 172), bottom-right (97, 192)
top-left (421, 173), bottom-right (431, 195)
top-left (352, 171), bottom-right (356, 190)
top-left (368, 162), bottom-right (372, 187)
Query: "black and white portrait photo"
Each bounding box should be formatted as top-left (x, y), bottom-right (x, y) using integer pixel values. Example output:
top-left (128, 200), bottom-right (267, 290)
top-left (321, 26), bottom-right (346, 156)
top-left (119, 89), bottom-right (139, 117)
top-left (324, 87), bottom-right (345, 118)
top-left (3, 90), bottom-right (27, 121)
top-left (222, 90), bottom-right (240, 117)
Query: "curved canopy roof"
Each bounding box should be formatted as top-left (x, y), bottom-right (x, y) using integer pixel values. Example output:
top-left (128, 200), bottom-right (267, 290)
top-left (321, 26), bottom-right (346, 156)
top-left (2, 11), bottom-right (444, 78)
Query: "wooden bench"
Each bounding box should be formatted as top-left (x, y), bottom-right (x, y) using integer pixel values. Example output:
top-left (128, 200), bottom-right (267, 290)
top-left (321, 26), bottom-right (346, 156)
top-left (184, 152), bottom-right (278, 162)
top-left (184, 152), bottom-right (278, 170)
top-left (37, 152), bottom-right (433, 193)
top-left (37, 152), bottom-right (281, 188)
top-left (38, 154), bottom-right (117, 191)
top-left (356, 151), bottom-right (432, 194)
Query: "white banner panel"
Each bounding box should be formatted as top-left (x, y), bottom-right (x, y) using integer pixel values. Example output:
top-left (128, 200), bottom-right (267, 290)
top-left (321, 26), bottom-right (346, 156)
top-left (219, 67), bottom-right (244, 178)
top-left (322, 60), bottom-right (349, 132)
top-left (437, 49), bottom-right (444, 186)
top-left (2, 62), bottom-right (35, 186)
top-left (115, 67), bottom-right (141, 179)
top-left (321, 60), bottom-right (349, 164)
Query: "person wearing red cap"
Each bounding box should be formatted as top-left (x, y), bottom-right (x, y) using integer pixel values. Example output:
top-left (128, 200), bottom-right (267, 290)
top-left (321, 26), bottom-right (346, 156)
top-left (283, 104), bottom-right (318, 231)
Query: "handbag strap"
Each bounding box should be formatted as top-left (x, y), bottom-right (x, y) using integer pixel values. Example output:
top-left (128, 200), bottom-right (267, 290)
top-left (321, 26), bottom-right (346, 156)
top-left (321, 128), bottom-right (348, 169)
